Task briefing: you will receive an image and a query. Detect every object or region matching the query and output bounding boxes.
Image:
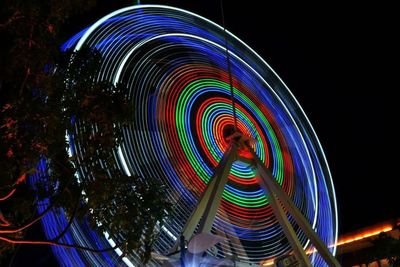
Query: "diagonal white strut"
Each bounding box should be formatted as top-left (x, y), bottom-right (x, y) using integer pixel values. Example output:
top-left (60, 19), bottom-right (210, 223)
top-left (172, 139), bottom-right (340, 267)
top-left (250, 149), bottom-right (341, 267)
top-left (253, 167), bottom-right (312, 266)
top-left (170, 143), bottom-right (237, 252)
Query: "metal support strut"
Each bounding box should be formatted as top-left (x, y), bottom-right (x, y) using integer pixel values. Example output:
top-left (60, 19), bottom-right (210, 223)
top-left (171, 143), bottom-right (237, 252)
top-left (171, 139), bottom-right (340, 267)
top-left (251, 149), bottom-right (340, 267)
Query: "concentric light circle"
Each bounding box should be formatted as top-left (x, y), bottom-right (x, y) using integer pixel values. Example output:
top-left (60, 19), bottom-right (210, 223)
top-left (40, 5), bottom-right (338, 266)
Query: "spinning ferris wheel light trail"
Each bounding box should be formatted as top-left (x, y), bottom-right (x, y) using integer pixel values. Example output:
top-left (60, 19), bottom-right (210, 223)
top-left (36, 4), bottom-right (340, 266)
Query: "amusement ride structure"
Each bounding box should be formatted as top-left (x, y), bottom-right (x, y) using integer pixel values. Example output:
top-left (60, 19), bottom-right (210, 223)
top-left (33, 4), bottom-right (340, 267)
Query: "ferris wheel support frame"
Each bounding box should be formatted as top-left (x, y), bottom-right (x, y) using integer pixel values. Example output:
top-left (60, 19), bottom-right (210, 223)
top-left (171, 140), bottom-right (341, 267)
top-left (251, 150), bottom-right (340, 267)
top-left (171, 143), bottom-right (238, 253)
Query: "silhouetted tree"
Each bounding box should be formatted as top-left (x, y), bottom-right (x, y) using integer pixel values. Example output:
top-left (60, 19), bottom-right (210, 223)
top-left (1, 1), bottom-right (170, 264)
top-left (371, 232), bottom-right (400, 266)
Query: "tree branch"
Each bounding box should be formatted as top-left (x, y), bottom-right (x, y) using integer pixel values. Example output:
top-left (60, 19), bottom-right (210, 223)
top-left (52, 189), bottom-right (82, 242)
top-left (0, 235), bottom-right (120, 253)
top-left (0, 188), bottom-right (16, 201)
top-left (0, 173), bottom-right (26, 198)
top-left (18, 22), bottom-right (34, 97)
top-left (0, 162), bottom-right (73, 232)
top-left (0, 10), bottom-right (23, 29)
top-left (0, 212), bottom-right (11, 227)
top-left (0, 203), bottom-right (54, 234)
top-left (0, 153), bottom-right (80, 233)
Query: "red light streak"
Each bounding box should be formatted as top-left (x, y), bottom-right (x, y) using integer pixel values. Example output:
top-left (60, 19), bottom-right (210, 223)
top-left (0, 188), bottom-right (16, 201)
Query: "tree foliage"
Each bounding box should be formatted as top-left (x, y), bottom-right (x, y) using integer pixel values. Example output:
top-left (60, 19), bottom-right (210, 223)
top-left (349, 231), bottom-right (400, 267)
top-left (371, 232), bottom-right (400, 266)
top-left (1, 0), bottom-right (171, 264)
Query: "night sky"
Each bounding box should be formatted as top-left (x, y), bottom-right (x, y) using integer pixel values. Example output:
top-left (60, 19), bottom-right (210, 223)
top-left (124, 0), bottom-right (397, 234)
top-left (62, 0), bottom-right (400, 237)
top-left (10, 1), bottom-right (398, 266)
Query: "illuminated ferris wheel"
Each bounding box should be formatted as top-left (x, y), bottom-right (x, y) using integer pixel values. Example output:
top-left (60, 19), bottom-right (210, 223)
top-left (40, 5), bottom-right (339, 266)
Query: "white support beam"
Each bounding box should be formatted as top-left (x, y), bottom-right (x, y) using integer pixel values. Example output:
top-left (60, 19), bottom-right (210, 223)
top-left (217, 208), bottom-right (249, 261)
top-left (170, 143), bottom-right (237, 252)
top-left (197, 144), bottom-right (237, 233)
top-left (252, 150), bottom-right (341, 267)
top-left (168, 139), bottom-right (340, 267)
top-left (256, 173), bottom-right (312, 266)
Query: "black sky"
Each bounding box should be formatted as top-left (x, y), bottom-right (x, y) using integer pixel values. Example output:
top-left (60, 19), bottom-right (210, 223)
top-left (122, 0), bottom-right (397, 234)
top-left (71, 0), bottom-right (399, 234)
